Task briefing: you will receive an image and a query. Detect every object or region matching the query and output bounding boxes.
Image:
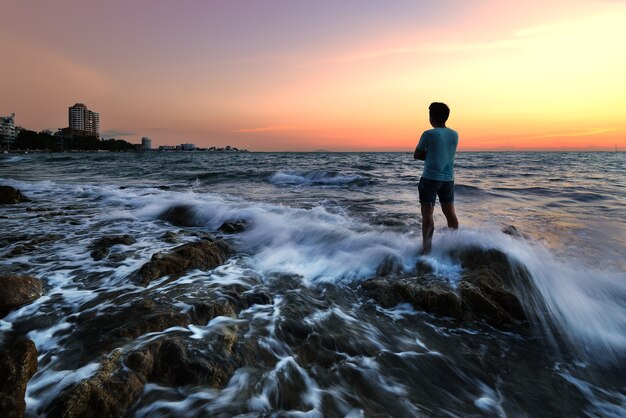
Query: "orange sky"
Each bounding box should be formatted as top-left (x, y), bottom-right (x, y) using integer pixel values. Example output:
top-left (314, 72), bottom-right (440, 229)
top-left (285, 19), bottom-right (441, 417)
top-left (0, 0), bottom-right (624, 151)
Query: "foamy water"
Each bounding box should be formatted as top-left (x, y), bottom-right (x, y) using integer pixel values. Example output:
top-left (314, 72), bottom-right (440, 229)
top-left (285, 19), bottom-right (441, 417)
top-left (1, 151), bottom-right (625, 417)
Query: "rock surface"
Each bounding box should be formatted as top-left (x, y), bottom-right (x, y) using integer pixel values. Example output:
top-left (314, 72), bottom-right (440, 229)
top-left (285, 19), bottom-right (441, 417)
top-left (0, 186), bottom-right (31, 204)
top-left (6, 234), bottom-right (63, 257)
top-left (0, 275), bottom-right (43, 317)
top-left (50, 326), bottom-right (245, 417)
top-left (136, 238), bottom-right (231, 285)
top-left (48, 350), bottom-right (143, 418)
top-left (160, 231), bottom-right (178, 243)
top-left (363, 246), bottom-right (532, 327)
top-left (89, 234), bottom-right (136, 260)
top-left (157, 204), bottom-right (201, 227)
top-left (502, 225), bottom-right (528, 239)
top-left (218, 221), bottom-right (246, 234)
top-left (0, 339), bottom-right (38, 418)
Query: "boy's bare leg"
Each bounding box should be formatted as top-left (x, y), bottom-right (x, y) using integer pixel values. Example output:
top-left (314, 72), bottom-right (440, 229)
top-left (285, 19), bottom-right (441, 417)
top-left (441, 202), bottom-right (459, 229)
top-left (420, 204), bottom-right (435, 254)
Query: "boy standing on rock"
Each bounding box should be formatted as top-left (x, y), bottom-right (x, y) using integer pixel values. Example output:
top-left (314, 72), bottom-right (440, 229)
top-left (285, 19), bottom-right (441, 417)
top-left (414, 102), bottom-right (459, 254)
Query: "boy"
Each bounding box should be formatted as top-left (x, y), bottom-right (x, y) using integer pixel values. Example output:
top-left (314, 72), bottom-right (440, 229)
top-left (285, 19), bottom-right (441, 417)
top-left (414, 102), bottom-right (459, 254)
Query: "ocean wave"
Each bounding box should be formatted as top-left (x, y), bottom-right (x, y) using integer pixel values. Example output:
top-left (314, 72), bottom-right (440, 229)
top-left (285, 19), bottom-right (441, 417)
top-left (269, 170), bottom-right (372, 187)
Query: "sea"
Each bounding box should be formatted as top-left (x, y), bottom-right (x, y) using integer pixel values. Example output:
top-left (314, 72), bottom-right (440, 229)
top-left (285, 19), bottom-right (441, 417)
top-left (1, 151), bottom-right (625, 417)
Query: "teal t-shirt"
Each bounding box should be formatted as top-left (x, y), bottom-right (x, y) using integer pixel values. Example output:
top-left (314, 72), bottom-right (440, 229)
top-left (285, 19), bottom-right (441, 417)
top-left (417, 127), bottom-right (458, 181)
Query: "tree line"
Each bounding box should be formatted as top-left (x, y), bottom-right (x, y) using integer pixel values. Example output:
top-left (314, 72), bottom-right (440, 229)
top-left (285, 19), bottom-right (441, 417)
top-left (12, 130), bottom-right (135, 151)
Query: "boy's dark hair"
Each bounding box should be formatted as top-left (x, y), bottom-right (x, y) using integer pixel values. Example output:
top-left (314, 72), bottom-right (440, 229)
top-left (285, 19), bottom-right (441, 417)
top-left (429, 102), bottom-right (450, 124)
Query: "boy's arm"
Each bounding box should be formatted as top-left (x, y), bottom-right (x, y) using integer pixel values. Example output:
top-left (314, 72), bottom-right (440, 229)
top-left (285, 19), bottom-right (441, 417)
top-left (414, 131), bottom-right (428, 160)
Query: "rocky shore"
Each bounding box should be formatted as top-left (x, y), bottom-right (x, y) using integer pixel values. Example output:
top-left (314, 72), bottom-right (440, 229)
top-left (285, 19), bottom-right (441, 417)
top-left (0, 184), bottom-right (542, 417)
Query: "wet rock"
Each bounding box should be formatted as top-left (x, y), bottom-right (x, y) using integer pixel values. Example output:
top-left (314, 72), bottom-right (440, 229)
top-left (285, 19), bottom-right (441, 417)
top-left (160, 231), bottom-right (178, 243)
top-left (157, 204), bottom-right (200, 227)
top-left (190, 288), bottom-right (272, 324)
top-left (48, 350), bottom-right (144, 418)
top-left (241, 290), bottom-right (272, 307)
top-left (502, 225), bottom-right (528, 239)
top-left (218, 221), bottom-right (246, 234)
top-left (377, 217), bottom-right (405, 227)
top-left (375, 254), bottom-right (402, 276)
top-left (0, 275), bottom-right (43, 317)
top-left (7, 234), bottom-right (63, 257)
top-left (190, 300), bottom-right (238, 324)
top-left (71, 298), bottom-right (192, 354)
top-left (0, 186), bottom-right (30, 204)
top-left (51, 335), bottom-right (238, 418)
top-left (136, 238), bottom-right (231, 285)
top-left (89, 247), bottom-right (109, 261)
top-left (89, 234), bottom-right (136, 260)
top-left (149, 337), bottom-right (234, 387)
top-left (363, 247), bottom-right (532, 327)
top-left (0, 339), bottom-right (38, 418)
top-left (362, 277), bottom-right (462, 318)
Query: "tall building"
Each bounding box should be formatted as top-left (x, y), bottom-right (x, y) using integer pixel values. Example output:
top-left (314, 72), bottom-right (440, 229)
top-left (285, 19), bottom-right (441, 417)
top-left (0, 113), bottom-right (16, 149)
top-left (68, 103), bottom-right (99, 138)
top-left (141, 137), bottom-right (152, 150)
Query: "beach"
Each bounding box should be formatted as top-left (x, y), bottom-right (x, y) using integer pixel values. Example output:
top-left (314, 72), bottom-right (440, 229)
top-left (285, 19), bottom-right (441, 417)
top-left (1, 151), bottom-right (625, 417)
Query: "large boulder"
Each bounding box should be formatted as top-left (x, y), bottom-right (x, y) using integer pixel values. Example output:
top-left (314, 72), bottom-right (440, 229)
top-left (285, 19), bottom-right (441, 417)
top-left (363, 246), bottom-right (532, 327)
top-left (47, 350), bottom-right (144, 418)
top-left (157, 204), bottom-right (201, 227)
top-left (136, 238), bottom-right (231, 286)
top-left (89, 234), bottom-right (136, 260)
top-left (69, 298), bottom-right (192, 356)
top-left (0, 275), bottom-right (43, 317)
top-left (0, 186), bottom-right (30, 204)
top-left (0, 339), bottom-right (38, 418)
top-left (50, 335), bottom-right (239, 418)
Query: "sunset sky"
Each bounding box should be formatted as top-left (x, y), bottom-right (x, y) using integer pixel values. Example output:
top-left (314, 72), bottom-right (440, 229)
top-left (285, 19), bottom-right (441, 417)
top-left (1, 0), bottom-right (625, 151)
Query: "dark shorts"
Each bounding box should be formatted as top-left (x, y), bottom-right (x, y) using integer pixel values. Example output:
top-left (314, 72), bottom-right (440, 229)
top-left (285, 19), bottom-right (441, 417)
top-left (418, 177), bottom-right (454, 205)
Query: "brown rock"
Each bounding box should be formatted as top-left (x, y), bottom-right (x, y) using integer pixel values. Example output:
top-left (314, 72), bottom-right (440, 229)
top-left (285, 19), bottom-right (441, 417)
top-left (136, 238), bottom-right (231, 285)
top-left (502, 225), bottom-right (528, 238)
top-left (157, 204), bottom-right (200, 227)
top-left (0, 186), bottom-right (30, 204)
top-left (89, 234), bottom-right (136, 260)
top-left (363, 246), bottom-right (533, 328)
top-left (160, 231), bottom-right (178, 243)
top-left (218, 221), bottom-right (246, 234)
top-left (149, 337), bottom-right (233, 387)
top-left (0, 339), bottom-right (38, 418)
top-left (64, 298), bottom-right (192, 359)
top-left (48, 350), bottom-right (145, 418)
top-left (7, 235), bottom-right (63, 257)
top-left (0, 275), bottom-right (43, 317)
top-left (51, 334), bottom-right (239, 418)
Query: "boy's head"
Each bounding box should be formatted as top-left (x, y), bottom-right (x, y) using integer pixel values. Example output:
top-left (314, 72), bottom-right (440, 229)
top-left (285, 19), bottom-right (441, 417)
top-left (429, 102), bottom-right (450, 126)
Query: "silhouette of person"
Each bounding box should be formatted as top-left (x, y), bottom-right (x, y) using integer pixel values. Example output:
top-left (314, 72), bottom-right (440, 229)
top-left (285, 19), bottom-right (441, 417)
top-left (414, 102), bottom-right (459, 254)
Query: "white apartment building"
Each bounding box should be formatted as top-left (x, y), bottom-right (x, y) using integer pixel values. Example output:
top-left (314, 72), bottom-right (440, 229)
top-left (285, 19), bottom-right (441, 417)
top-left (0, 113), bottom-right (16, 147)
top-left (68, 103), bottom-right (99, 137)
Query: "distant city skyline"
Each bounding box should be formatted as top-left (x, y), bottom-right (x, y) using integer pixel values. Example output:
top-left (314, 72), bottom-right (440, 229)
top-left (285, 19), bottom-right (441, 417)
top-left (1, 0), bottom-right (625, 151)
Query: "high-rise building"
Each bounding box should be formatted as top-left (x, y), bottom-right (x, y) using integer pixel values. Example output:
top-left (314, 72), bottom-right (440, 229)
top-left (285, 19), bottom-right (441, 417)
top-left (0, 113), bottom-right (16, 149)
top-left (141, 137), bottom-right (152, 150)
top-left (68, 103), bottom-right (99, 138)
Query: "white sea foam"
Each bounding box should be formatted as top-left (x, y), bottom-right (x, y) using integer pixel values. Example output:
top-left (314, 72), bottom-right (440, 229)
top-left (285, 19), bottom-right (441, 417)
top-left (270, 170), bottom-right (365, 186)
